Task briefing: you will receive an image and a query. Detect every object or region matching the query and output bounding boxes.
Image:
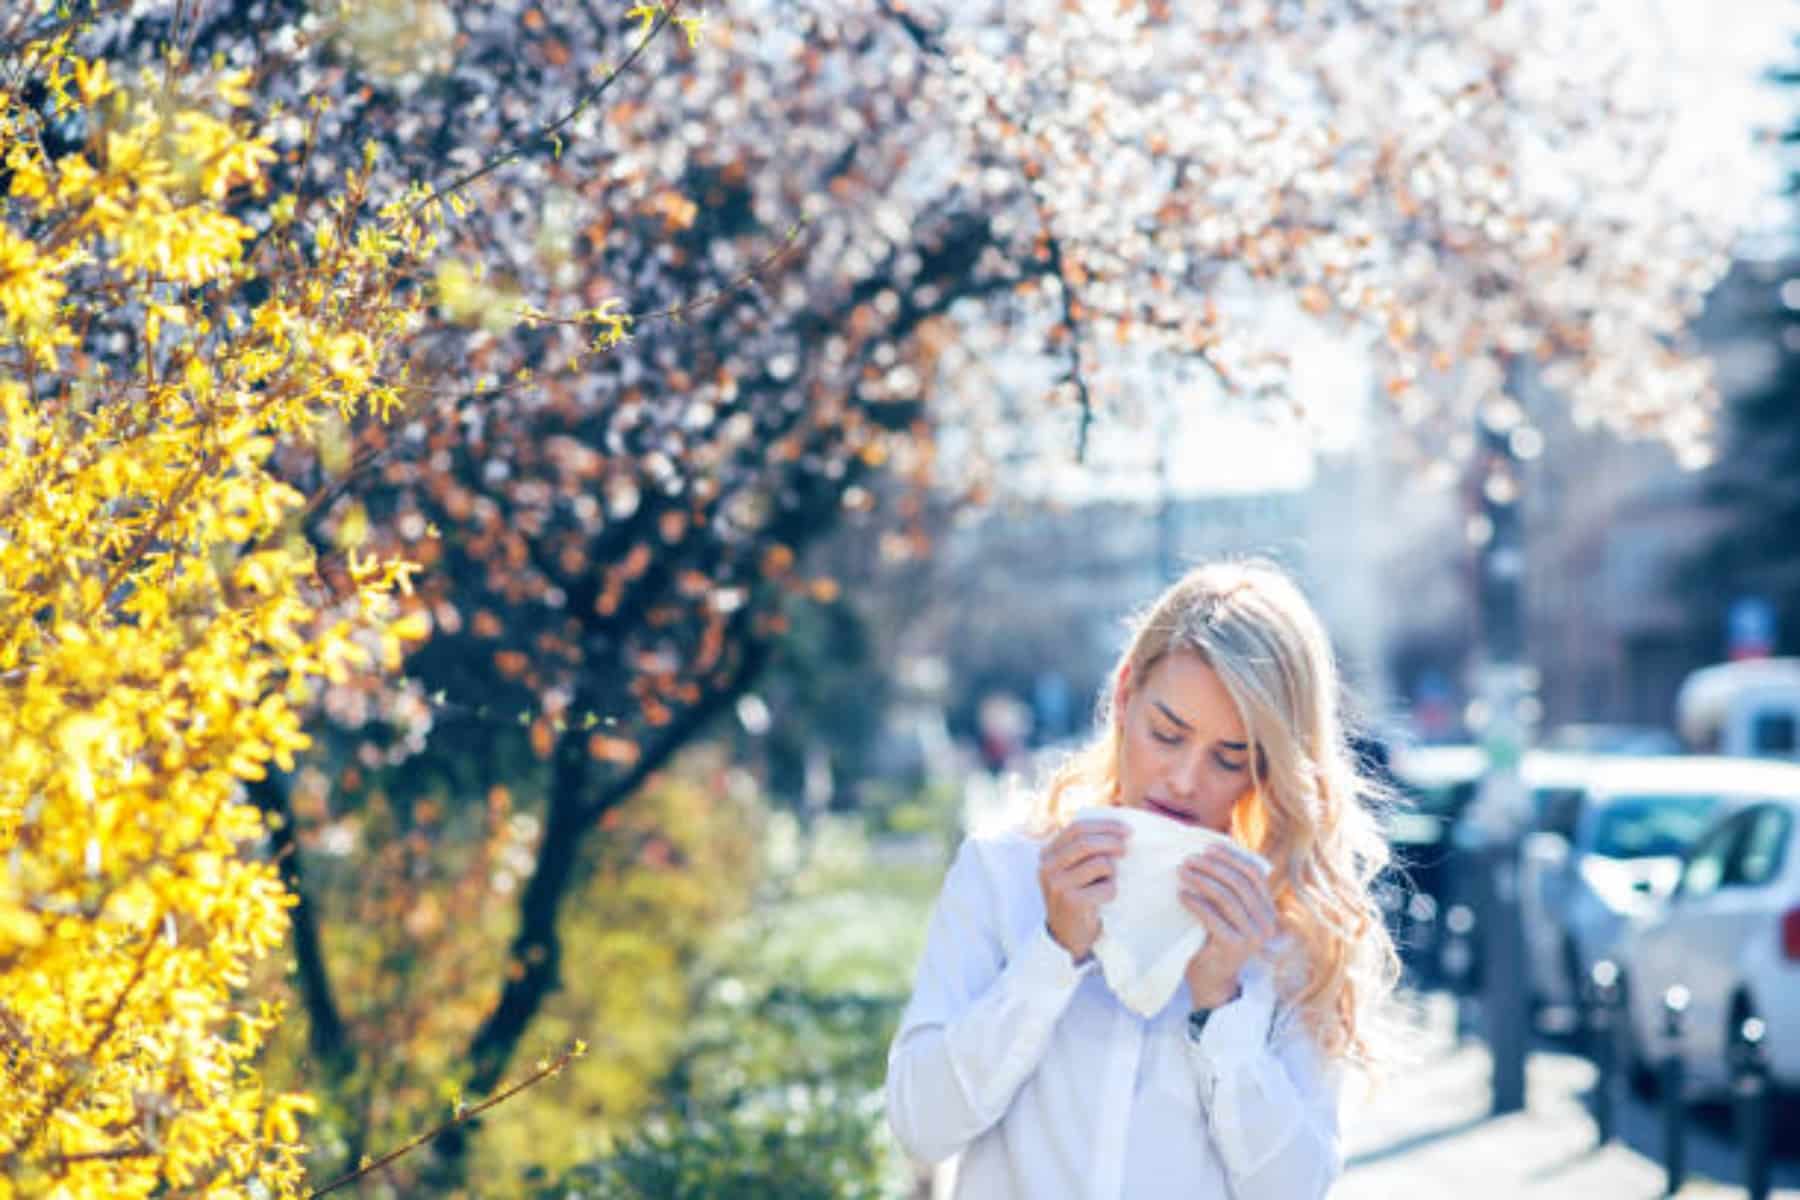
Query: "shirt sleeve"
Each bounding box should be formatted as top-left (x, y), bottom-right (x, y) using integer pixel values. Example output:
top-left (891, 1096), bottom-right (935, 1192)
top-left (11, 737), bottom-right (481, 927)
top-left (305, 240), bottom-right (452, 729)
top-left (1181, 967), bottom-right (1345, 1199)
top-left (884, 835), bottom-right (1096, 1165)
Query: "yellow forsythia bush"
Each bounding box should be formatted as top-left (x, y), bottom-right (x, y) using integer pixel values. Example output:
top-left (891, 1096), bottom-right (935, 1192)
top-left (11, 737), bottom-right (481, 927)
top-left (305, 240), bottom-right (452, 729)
top-left (0, 32), bottom-right (437, 1199)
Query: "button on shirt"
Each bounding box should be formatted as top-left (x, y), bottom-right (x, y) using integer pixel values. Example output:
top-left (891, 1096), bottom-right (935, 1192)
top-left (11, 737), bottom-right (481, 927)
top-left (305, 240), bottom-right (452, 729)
top-left (885, 829), bottom-right (1343, 1200)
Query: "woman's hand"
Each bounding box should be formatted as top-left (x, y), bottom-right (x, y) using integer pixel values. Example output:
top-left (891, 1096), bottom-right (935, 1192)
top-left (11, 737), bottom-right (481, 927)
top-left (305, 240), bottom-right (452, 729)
top-left (1179, 844), bottom-right (1277, 1008)
top-left (1038, 819), bottom-right (1129, 964)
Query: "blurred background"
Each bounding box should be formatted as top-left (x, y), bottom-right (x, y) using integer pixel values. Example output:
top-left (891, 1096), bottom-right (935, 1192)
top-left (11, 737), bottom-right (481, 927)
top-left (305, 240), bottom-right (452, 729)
top-left (22, 0), bottom-right (1799, 1196)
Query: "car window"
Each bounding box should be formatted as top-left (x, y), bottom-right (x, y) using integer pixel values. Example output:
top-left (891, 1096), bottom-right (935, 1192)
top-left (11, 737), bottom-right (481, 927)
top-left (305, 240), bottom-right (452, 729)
top-left (1533, 787), bottom-right (1583, 840)
top-left (1726, 805), bottom-right (1794, 888)
top-left (1751, 710), bottom-right (1798, 756)
top-left (1585, 793), bottom-right (1720, 859)
top-left (1678, 814), bottom-right (1746, 900)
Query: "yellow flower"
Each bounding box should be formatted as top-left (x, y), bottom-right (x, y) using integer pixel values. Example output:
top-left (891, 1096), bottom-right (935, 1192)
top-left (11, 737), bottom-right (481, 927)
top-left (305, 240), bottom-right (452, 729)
top-left (626, 3), bottom-right (659, 40)
top-left (0, 222), bottom-right (65, 330)
top-left (1, 40), bottom-right (441, 1200)
top-left (71, 57), bottom-right (113, 103)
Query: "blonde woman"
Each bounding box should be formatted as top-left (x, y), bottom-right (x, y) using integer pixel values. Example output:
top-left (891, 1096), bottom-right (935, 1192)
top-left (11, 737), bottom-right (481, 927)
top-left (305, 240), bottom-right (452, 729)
top-left (885, 560), bottom-right (1398, 1199)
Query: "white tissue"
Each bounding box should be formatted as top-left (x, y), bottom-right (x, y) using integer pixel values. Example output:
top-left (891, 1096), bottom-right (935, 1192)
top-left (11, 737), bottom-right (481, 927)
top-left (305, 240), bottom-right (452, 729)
top-left (1070, 805), bottom-right (1271, 1017)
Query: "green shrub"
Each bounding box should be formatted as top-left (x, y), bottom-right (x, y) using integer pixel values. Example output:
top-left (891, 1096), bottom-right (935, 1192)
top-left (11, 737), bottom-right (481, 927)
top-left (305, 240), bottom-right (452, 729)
top-left (530, 1095), bottom-right (889, 1199)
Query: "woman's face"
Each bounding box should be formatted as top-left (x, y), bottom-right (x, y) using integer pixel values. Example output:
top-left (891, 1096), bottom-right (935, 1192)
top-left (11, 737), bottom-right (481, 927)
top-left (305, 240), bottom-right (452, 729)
top-left (1115, 649), bottom-right (1254, 833)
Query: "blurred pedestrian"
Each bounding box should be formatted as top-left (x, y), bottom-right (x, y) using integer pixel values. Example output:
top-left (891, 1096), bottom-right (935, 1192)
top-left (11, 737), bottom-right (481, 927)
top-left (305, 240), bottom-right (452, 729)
top-left (977, 690), bottom-right (1033, 774)
top-left (886, 560), bottom-right (1400, 1199)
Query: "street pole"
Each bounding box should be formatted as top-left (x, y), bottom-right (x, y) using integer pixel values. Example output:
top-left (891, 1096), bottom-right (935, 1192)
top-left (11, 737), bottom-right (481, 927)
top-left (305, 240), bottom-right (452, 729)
top-left (1469, 388), bottom-right (1535, 1117)
top-left (1157, 401), bottom-right (1177, 586)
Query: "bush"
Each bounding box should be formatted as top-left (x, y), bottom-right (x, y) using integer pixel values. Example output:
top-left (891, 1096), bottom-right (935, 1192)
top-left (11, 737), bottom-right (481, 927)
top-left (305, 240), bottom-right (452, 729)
top-left (528, 815), bottom-right (946, 1198)
top-left (533, 1097), bottom-right (890, 1200)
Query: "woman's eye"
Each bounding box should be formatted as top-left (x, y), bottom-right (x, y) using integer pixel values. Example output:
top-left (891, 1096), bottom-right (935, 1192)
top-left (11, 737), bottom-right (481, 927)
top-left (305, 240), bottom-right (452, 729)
top-left (1213, 752), bottom-right (1246, 773)
top-left (1151, 728), bottom-right (1182, 746)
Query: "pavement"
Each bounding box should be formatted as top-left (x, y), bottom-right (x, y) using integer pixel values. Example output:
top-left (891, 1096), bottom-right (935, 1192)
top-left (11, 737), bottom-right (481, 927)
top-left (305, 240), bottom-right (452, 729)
top-left (1337, 994), bottom-right (1800, 1199)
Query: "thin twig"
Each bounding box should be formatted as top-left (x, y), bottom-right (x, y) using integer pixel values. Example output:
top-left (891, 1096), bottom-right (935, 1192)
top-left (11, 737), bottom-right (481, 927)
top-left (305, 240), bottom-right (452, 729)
top-left (634, 221), bottom-right (809, 324)
top-left (1039, 230), bottom-right (1093, 461)
top-left (6, 907), bottom-right (167, 1167)
top-left (410, 0), bottom-right (688, 217)
top-left (305, 1041), bottom-right (586, 1198)
top-left (876, 0), bottom-right (1099, 459)
top-left (43, 1144), bottom-right (153, 1167)
top-left (82, 453), bottom-right (211, 621)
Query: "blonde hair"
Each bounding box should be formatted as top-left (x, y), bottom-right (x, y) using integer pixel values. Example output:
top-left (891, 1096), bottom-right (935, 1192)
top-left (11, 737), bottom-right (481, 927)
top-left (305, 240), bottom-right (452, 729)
top-left (1036, 559), bottom-right (1399, 1067)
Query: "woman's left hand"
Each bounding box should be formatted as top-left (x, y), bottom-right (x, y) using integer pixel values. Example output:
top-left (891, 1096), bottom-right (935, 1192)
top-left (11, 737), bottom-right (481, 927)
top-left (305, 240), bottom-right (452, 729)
top-left (1178, 845), bottom-right (1278, 1009)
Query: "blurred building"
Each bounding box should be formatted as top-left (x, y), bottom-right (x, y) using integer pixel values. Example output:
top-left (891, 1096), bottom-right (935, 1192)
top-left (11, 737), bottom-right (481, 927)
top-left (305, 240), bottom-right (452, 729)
top-left (931, 488), bottom-right (1308, 729)
top-left (1519, 261), bottom-right (1783, 731)
top-left (1310, 448), bottom-right (1470, 734)
top-left (1518, 410), bottom-right (1716, 727)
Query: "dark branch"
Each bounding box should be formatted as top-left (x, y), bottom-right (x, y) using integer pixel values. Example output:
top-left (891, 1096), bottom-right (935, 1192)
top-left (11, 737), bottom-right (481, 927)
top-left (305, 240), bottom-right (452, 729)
top-left (248, 772), bottom-right (353, 1081)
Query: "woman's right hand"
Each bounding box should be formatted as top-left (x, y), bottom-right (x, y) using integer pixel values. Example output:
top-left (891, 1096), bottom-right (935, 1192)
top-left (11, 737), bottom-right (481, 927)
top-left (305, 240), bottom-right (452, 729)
top-left (1037, 818), bottom-right (1129, 964)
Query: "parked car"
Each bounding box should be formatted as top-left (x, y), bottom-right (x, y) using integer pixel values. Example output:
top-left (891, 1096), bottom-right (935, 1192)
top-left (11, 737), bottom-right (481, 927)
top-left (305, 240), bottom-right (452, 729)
top-left (1516, 750), bottom-right (1613, 1011)
top-left (1519, 756), bottom-right (1767, 1016)
top-left (1617, 763), bottom-right (1800, 1098)
top-left (1384, 743), bottom-right (1487, 987)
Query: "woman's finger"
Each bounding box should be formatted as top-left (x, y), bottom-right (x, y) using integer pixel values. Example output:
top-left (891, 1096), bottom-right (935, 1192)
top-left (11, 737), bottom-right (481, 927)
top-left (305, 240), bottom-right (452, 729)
top-left (1179, 889), bottom-right (1243, 946)
top-left (1054, 854), bottom-right (1116, 892)
top-left (1184, 871), bottom-right (1255, 942)
top-left (1042, 823), bottom-right (1118, 862)
top-left (1049, 818), bottom-right (1128, 847)
top-left (1078, 876), bottom-right (1118, 905)
top-left (1201, 848), bottom-right (1276, 923)
top-left (1184, 854), bottom-right (1276, 941)
top-left (1044, 827), bottom-right (1127, 875)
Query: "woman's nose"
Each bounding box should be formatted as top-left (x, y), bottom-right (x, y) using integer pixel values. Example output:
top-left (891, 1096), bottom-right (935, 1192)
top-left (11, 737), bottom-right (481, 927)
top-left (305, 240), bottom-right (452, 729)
top-left (1168, 750), bottom-right (1205, 799)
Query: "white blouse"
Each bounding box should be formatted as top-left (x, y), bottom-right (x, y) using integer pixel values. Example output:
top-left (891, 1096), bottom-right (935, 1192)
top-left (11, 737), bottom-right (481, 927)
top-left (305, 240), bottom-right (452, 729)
top-left (885, 828), bottom-right (1344, 1200)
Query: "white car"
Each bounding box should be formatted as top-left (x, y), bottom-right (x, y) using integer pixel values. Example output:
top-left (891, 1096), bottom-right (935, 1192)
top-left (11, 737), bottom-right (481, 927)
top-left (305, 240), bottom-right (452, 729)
top-left (1517, 750), bottom-right (1614, 1010)
top-left (1617, 760), bottom-right (1800, 1096)
top-left (1520, 756), bottom-right (1775, 1017)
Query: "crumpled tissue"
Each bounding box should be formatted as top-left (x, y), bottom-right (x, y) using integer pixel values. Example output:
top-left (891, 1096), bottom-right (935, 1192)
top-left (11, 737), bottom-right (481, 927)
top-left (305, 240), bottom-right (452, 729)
top-left (1070, 805), bottom-right (1271, 1017)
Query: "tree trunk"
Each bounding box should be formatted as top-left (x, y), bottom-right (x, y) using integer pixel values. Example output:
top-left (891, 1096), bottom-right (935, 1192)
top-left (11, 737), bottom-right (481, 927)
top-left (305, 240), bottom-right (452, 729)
top-left (429, 633), bottom-right (771, 1172)
top-left (248, 772), bottom-right (353, 1082)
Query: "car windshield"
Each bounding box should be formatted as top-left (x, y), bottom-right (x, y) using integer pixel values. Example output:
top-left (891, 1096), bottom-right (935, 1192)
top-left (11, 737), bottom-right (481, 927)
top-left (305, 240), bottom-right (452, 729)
top-left (1588, 794), bottom-right (1720, 859)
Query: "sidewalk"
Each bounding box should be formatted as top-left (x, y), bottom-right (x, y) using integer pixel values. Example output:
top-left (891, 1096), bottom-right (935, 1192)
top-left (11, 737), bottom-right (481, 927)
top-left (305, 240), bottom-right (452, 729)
top-left (1337, 996), bottom-right (1799, 1199)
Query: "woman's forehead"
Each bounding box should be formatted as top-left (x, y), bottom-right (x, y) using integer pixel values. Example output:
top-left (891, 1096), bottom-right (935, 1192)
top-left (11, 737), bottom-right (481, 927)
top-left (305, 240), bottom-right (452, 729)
top-left (1142, 650), bottom-right (1247, 740)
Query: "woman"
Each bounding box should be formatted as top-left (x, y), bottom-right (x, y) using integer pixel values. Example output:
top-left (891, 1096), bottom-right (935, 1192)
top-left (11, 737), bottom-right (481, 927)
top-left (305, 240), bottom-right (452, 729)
top-left (885, 560), bottom-right (1398, 1199)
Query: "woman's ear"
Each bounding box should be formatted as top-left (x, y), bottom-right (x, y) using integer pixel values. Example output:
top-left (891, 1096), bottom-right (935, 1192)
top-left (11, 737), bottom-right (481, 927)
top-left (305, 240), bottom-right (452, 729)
top-left (1113, 663), bottom-right (1133, 722)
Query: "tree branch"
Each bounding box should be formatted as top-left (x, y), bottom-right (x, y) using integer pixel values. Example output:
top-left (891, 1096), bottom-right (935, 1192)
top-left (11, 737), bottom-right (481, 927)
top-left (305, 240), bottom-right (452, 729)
top-left (309, 1041), bottom-right (584, 1199)
top-left (429, 616), bottom-right (771, 1175)
top-left (411, 0), bottom-right (689, 217)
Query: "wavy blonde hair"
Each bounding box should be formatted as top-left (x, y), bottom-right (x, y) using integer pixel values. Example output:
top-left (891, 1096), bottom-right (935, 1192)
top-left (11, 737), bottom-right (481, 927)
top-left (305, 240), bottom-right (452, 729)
top-left (1035, 559), bottom-right (1399, 1067)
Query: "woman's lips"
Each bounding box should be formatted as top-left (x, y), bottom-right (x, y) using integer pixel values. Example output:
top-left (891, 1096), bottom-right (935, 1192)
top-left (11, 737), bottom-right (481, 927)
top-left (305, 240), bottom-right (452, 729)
top-left (1145, 797), bottom-right (1199, 825)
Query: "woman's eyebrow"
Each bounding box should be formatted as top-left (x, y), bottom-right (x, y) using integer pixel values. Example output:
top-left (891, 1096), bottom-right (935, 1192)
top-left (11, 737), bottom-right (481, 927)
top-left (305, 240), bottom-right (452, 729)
top-left (1151, 700), bottom-right (1192, 730)
top-left (1152, 700), bottom-right (1248, 751)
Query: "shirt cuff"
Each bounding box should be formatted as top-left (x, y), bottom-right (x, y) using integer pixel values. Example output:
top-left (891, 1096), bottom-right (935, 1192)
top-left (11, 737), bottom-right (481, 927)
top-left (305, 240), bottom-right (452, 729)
top-left (1187, 974), bottom-right (1275, 1074)
top-left (1014, 921), bottom-right (1099, 994)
